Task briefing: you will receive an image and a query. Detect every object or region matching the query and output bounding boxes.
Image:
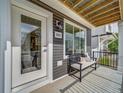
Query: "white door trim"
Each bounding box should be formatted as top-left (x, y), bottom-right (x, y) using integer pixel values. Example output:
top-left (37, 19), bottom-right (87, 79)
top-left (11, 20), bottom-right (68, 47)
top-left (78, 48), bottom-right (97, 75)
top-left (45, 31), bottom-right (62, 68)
top-left (11, 0), bottom-right (53, 93)
top-left (12, 6), bottom-right (48, 88)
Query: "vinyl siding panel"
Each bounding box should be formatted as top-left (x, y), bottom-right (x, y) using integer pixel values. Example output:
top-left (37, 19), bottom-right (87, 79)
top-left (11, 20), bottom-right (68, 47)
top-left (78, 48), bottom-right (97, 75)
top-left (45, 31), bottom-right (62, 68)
top-left (53, 14), bottom-right (67, 79)
top-left (86, 29), bottom-right (92, 56)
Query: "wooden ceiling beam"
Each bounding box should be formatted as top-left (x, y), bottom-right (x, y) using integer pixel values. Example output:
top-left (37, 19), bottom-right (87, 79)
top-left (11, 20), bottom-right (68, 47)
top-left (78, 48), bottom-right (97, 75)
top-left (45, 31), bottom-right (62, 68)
top-left (95, 19), bottom-right (120, 27)
top-left (91, 13), bottom-right (120, 23)
top-left (89, 7), bottom-right (120, 21)
top-left (60, 0), bottom-right (73, 8)
top-left (93, 15), bottom-right (120, 24)
top-left (119, 0), bottom-right (123, 20)
top-left (73, 0), bottom-right (84, 8)
top-left (93, 15), bottom-right (120, 25)
top-left (83, 0), bottom-right (118, 17)
top-left (86, 2), bottom-right (119, 19)
top-left (58, 0), bottom-right (121, 27)
top-left (76, 0), bottom-right (98, 13)
top-left (64, 0), bottom-right (68, 3)
top-left (59, 0), bottom-right (93, 24)
top-left (66, 1), bottom-right (73, 7)
top-left (95, 19), bottom-right (120, 26)
top-left (88, 6), bottom-right (119, 20)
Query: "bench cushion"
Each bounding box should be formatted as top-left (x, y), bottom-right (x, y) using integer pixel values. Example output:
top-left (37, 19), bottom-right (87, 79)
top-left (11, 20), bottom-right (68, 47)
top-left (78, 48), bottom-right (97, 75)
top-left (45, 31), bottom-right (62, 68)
top-left (71, 61), bottom-right (96, 70)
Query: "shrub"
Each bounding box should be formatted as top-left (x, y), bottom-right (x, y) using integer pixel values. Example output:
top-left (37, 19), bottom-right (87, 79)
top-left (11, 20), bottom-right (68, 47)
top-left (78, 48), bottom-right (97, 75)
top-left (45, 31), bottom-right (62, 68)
top-left (98, 56), bottom-right (111, 66)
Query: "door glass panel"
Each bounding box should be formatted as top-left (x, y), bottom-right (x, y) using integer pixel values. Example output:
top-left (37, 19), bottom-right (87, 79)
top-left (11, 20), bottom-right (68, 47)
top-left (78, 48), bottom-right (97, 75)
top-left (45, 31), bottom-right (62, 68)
top-left (21, 15), bottom-right (41, 74)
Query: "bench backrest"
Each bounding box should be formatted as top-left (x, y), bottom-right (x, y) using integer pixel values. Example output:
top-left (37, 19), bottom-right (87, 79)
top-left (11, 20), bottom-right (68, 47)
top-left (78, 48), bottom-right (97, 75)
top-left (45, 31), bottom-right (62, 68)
top-left (68, 54), bottom-right (81, 64)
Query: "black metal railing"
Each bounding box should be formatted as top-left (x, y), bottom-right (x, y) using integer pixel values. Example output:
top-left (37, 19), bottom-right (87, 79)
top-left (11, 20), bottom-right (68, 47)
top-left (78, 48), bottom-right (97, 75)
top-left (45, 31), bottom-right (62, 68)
top-left (92, 51), bottom-right (118, 69)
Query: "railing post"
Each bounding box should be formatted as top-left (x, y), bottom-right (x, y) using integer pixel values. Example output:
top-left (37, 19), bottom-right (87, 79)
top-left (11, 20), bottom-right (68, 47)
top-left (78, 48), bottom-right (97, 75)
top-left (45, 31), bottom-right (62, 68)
top-left (116, 53), bottom-right (118, 69)
top-left (93, 51), bottom-right (94, 61)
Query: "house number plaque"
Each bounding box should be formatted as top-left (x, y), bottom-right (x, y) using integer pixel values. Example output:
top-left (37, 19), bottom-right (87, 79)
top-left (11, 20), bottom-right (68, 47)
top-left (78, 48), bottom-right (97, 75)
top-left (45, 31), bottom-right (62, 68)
top-left (55, 31), bottom-right (62, 39)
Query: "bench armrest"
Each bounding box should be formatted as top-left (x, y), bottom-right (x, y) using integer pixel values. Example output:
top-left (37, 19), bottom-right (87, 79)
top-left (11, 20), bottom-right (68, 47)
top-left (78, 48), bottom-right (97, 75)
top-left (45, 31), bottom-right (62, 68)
top-left (90, 57), bottom-right (98, 61)
top-left (77, 62), bottom-right (83, 65)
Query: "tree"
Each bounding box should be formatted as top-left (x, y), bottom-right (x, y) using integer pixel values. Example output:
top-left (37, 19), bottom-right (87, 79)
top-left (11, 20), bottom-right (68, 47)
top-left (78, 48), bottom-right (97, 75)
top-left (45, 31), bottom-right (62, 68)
top-left (108, 33), bottom-right (118, 53)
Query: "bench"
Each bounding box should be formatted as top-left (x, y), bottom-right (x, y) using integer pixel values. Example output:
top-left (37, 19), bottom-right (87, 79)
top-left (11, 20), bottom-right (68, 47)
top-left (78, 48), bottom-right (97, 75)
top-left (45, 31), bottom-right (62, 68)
top-left (68, 53), bottom-right (97, 82)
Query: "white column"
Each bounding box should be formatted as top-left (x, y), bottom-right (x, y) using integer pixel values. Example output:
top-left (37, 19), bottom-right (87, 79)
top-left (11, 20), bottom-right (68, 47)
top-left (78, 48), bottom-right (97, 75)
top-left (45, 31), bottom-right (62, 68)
top-left (118, 21), bottom-right (123, 72)
top-left (98, 35), bottom-right (101, 51)
top-left (0, 0), bottom-right (11, 93)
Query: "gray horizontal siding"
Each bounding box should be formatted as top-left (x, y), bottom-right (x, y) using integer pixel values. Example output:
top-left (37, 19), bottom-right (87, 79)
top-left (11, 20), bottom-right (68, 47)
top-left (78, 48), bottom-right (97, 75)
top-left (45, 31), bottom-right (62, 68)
top-left (53, 14), bottom-right (67, 80)
top-left (53, 43), bottom-right (67, 79)
top-left (53, 59), bottom-right (67, 79)
top-left (53, 15), bottom-right (64, 45)
top-left (86, 29), bottom-right (91, 56)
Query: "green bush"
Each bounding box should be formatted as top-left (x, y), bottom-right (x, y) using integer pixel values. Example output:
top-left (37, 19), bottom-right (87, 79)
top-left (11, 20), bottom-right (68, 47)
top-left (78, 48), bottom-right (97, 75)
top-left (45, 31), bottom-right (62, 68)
top-left (99, 56), bottom-right (111, 66)
top-left (108, 33), bottom-right (118, 53)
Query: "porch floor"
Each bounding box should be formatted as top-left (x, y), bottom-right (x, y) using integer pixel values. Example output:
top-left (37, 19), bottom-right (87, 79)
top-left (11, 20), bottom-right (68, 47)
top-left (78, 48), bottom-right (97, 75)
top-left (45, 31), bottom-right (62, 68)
top-left (31, 66), bottom-right (122, 93)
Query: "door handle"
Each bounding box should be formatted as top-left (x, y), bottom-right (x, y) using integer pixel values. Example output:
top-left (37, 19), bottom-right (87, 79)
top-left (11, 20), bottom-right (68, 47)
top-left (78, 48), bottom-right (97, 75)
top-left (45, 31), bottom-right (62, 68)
top-left (43, 49), bottom-right (47, 52)
top-left (42, 46), bottom-right (47, 52)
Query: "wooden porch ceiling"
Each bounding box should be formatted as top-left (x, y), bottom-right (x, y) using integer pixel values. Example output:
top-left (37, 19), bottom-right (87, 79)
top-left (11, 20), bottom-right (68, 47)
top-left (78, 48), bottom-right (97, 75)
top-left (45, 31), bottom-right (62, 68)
top-left (59, 0), bottom-right (122, 27)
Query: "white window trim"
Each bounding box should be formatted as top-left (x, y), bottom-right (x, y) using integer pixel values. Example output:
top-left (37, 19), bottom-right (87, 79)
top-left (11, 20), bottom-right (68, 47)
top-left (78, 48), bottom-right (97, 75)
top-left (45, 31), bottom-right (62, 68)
top-left (63, 19), bottom-right (87, 59)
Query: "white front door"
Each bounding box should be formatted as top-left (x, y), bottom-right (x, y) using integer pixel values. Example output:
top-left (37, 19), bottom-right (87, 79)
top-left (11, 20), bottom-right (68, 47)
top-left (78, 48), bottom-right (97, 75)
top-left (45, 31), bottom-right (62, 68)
top-left (12, 6), bottom-right (47, 88)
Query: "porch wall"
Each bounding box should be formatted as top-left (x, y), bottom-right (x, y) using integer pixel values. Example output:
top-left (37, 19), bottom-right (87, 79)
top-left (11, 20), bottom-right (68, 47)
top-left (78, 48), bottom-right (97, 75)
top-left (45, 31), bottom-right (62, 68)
top-left (87, 28), bottom-right (92, 56)
top-left (29, 0), bottom-right (92, 80)
top-left (53, 14), bottom-right (67, 79)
